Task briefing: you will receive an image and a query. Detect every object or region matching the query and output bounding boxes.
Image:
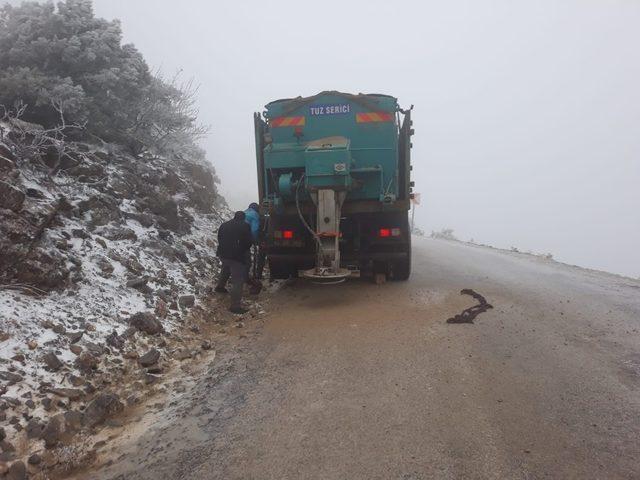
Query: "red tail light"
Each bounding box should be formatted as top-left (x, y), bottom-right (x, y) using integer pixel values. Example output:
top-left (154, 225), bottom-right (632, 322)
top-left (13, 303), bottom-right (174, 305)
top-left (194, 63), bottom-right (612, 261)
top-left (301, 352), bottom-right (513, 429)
top-left (274, 230), bottom-right (294, 239)
top-left (379, 228), bottom-right (402, 238)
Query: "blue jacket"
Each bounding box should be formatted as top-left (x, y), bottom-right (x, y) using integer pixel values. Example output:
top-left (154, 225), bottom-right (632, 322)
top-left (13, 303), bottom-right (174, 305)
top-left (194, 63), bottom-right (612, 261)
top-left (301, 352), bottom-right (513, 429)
top-left (244, 208), bottom-right (260, 243)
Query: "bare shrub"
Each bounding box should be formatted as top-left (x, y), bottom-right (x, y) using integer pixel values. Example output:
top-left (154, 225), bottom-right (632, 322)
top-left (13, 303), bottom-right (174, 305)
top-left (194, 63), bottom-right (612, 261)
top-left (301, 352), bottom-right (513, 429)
top-left (431, 228), bottom-right (458, 241)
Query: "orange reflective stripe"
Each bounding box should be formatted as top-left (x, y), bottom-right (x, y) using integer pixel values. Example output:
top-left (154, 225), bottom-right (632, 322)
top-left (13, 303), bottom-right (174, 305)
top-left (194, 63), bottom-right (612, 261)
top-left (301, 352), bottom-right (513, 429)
top-left (356, 112), bottom-right (393, 123)
top-left (271, 116), bottom-right (305, 127)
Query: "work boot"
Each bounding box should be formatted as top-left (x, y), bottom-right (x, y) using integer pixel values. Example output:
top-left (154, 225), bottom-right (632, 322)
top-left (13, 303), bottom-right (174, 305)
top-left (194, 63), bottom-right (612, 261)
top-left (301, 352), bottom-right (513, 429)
top-left (214, 286), bottom-right (228, 294)
top-left (229, 306), bottom-right (249, 315)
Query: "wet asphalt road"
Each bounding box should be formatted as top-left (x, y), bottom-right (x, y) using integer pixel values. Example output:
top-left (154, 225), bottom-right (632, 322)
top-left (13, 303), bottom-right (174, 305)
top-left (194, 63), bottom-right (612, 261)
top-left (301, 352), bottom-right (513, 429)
top-left (91, 237), bottom-right (640, 480)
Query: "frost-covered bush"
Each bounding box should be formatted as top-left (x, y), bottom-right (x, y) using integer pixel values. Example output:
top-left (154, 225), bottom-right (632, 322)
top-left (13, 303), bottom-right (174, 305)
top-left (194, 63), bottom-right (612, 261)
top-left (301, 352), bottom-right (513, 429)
top-left (431, 228), bottom-right (458, 241)
top-left (0, 0), bottom-right (207, 156)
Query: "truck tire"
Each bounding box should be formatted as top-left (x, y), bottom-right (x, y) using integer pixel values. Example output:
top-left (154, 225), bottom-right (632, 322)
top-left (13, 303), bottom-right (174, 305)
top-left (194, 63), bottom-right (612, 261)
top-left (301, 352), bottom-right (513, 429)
top-left (392, 251), bottom-right (411, 281)
top-left (392, 230), bottom-right (412, 281)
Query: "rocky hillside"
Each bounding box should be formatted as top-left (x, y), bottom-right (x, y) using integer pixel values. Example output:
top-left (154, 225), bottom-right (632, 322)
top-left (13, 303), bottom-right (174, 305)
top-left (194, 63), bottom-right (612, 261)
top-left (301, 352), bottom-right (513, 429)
top-left (0, 116), bottom-right (231, 477)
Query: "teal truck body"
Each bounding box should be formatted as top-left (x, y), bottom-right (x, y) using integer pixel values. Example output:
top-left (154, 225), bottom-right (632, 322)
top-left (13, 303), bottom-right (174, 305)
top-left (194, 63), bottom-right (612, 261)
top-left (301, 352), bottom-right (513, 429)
top-left (254, 91), bottom-right (414, 281)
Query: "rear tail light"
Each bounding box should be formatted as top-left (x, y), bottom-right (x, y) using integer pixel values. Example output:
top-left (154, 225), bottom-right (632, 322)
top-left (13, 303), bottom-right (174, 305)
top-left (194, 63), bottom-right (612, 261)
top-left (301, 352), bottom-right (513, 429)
top-left (379, 228), bottom-right (402, 238)
top-left (274, 230), bottom-right (294, 239)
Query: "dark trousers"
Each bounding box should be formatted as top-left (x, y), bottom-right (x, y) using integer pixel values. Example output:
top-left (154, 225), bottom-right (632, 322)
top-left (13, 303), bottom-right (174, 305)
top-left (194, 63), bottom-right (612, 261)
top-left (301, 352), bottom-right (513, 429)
top-left (255, 245), bottom-right (267, 280)
top-left (247, 245), bottom-right (267, 281)
top-left (216, 258), bottom-right (247, 309)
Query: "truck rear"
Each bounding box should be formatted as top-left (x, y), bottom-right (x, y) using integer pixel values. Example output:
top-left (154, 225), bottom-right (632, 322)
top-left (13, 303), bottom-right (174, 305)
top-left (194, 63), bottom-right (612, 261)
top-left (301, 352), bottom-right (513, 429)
top-left (254, 91), bottom-right (414, 282)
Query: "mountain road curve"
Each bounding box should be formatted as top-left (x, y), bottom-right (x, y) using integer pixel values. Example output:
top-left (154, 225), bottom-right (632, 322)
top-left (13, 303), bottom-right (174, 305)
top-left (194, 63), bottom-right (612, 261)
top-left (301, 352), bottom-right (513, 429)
top-left (86, 237), bottom-right (640, 480)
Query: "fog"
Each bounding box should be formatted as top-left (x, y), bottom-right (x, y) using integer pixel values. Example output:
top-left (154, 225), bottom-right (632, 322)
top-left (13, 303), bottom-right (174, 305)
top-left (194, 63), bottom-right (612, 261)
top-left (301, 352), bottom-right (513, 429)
top-left (5, 0), bottom-right (639, 278)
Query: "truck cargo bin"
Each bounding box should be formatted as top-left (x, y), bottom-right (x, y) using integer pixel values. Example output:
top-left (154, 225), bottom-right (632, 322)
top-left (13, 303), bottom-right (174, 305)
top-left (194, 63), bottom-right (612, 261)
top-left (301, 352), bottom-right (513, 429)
top-left (255, 91), bottom-right (413, 282)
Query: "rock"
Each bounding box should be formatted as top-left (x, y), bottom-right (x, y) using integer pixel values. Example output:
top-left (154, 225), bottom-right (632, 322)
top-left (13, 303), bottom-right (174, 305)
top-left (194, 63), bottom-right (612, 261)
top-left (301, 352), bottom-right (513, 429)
top-left (143, 195), bottom-right (183, 232)
top-left (72, 228), bottom-right (90, 239)
top-left (0, 427), bottom-right (4, 442)
top-left (63, 410), bottom-right (83, 432)
top-left (6, 460), bottom-right (26, 480)
top-left (201, 340), bottom-right (212, 351)
top-left (106, 331), bottom-right (124, 350)
top-left (96, 256), bottom-right (114, 276)
top-left (95, 237), bottom-right (107, 248)
top-left (41, 320), bottom-right (55, 329)
top-left (93, 440), bottom-right (107, 449)
top-left (0, 143), bottom-right (16, 161)
top-left (11, 249), bottom-right (70, 291)
top-left (42, 352), bottom-right (64, 371)
top-left (158, 229), bottom-right (173, 243)
top-left (26, 419), bottom-right (44, 439)
top-left (123, 350), bottom-right (138, 360)
top-left (66, 331), bottom-right (83, 343)
top-left (27, 340), bottom-right (37, 350)
top-left (1, 440), bottom-right (15, 452)
top-left (155, 298), bottom-right (168, 319)
top-left (124, 212), bottom-right (154, 228)
top-left (121, 327), bottom-right (137, 339)
top-left (0, 181), bottom-right (25, 212)
top-left (102, 227), bottom-right (137, 242)
top-left (138, 349), bottom-right (160, 367)
top-left (126, 276), bottom-right (148, 290)
top-left (41, 398), bottom-right (53, 411)
top-left (11, 353), bottom-right (24, 362)
top-left (25, 187), bottom-right (45, 199)
top-left (123, 256), bottom-right (145, 275)
top-left (173, 349), bottom-right (192, 361)
top-left (52, 324), bottom-right (66, 334)
top-left (0, 371), bottom-right (22, 385)
top-left (28, 454), bottom-right (41, 465)
top-left (174, 248), bottom-right (189, 263)
top-left (83, 393), bottom-right (124, 427)
top-left (144, 374), bottom-right (161, 385)
top-left (128, 312), bottom-right (164, 335)
top-left (68, 375), bottom-right (84, 387)
top-left (178, 295), bottom-right (196, 309)
top-left (41, 415), bottom-right (64, 448)
top-left (48, 388), bottom-right (84, 401)
top-left (84, 342), bottom-right (104, 356)
top-left (69, 344), bottom-right (82, 355)
top-left (0, 156), bottom-right (15, 172)
top-left (74, 352), bottom-right (99, 372)
top-left (78, 194), bottom-right (121, 227)
top-left (105, 418), bottom-right (124, 428)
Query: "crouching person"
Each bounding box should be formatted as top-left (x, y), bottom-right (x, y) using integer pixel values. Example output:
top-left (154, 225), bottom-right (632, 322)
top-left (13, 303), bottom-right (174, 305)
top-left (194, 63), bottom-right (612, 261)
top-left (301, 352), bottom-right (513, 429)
top-left (215, 211), bottom-right (253, 314)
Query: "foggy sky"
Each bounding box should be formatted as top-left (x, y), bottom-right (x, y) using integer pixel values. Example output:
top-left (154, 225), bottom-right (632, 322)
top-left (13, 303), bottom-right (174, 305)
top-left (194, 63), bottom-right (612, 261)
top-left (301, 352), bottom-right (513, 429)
top-left (4, 0), bottom-right (639, 277)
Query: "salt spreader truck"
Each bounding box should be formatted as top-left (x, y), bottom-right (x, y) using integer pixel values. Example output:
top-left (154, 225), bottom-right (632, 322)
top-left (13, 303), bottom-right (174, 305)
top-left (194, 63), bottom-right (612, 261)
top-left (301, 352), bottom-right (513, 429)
top-left (254, 91), bottom-right (414, 282)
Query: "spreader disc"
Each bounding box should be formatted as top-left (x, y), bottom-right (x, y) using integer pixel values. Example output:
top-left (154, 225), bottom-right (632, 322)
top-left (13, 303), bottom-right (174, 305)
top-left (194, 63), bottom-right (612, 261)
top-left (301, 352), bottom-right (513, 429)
top-left (301, 267), bottom-right (351, 284)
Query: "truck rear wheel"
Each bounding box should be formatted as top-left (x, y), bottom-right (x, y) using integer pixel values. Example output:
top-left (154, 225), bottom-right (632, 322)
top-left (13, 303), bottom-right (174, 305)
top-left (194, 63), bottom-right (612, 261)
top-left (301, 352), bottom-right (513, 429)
top-left (392, 252), bottom-right (411, 280)
top-left (392, 233), bottom-right (412, 281)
